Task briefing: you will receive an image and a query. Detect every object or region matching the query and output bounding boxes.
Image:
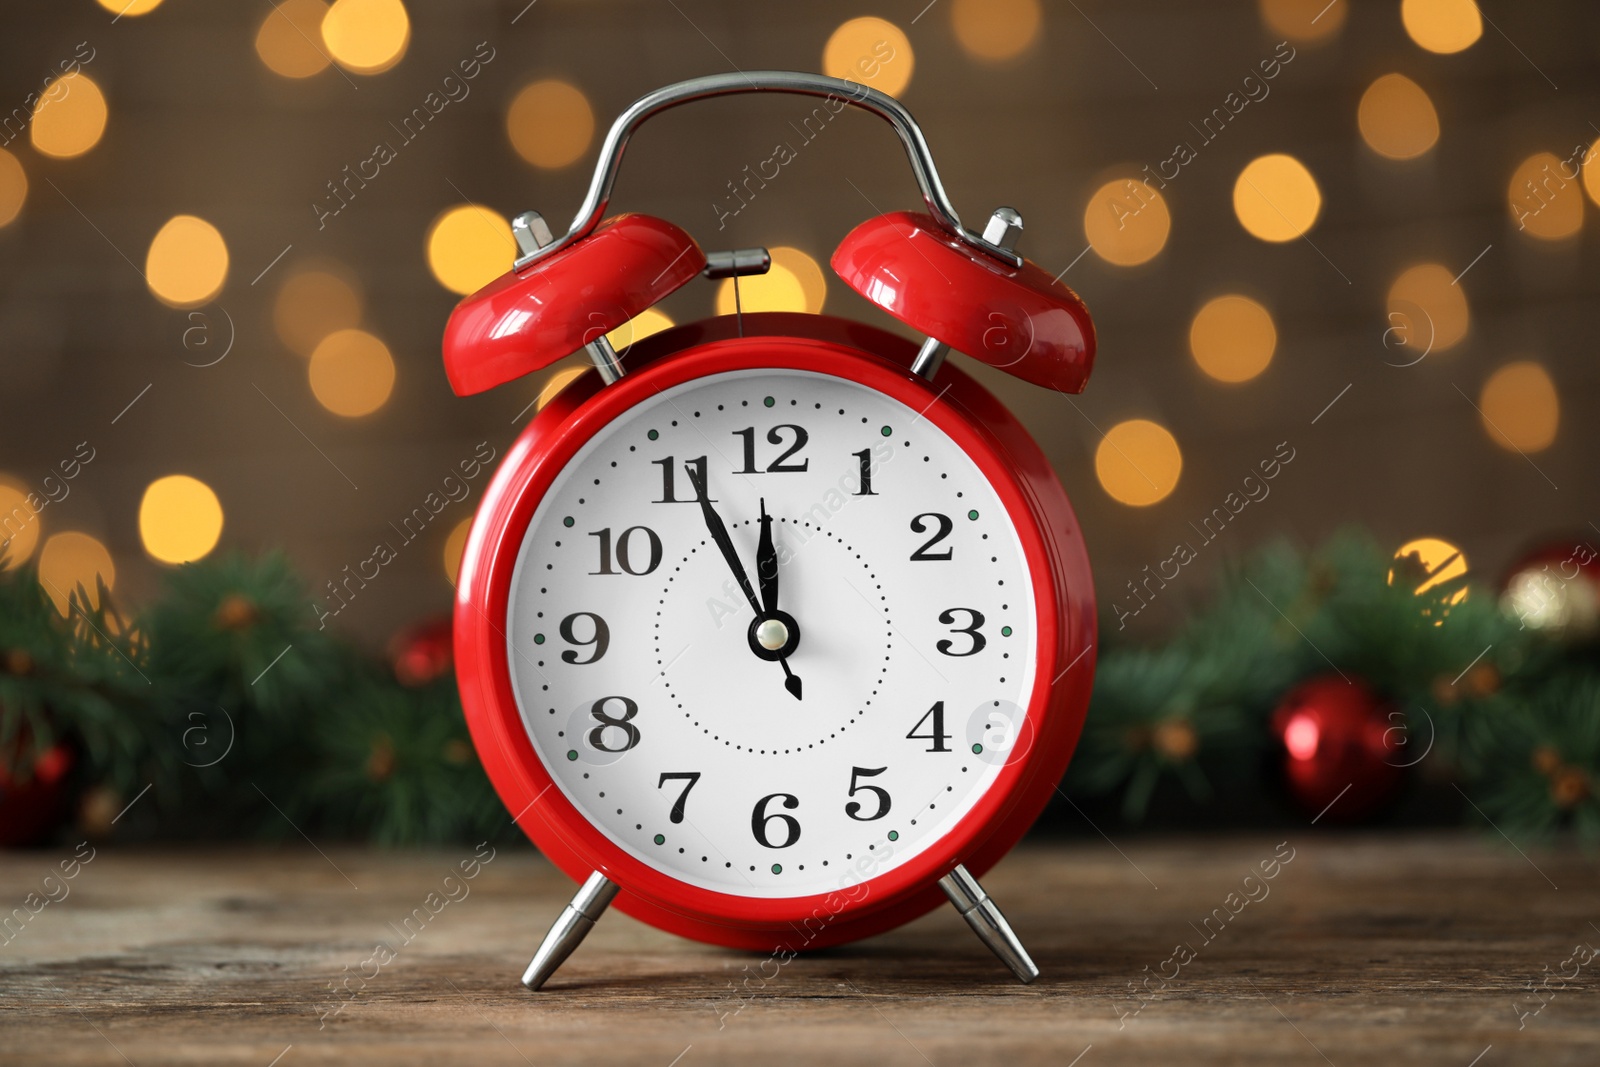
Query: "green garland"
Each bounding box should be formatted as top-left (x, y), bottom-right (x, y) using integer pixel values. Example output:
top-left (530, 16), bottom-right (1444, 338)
top-left (0, 553), bottom-right (501, 845)
top-left (1, 532), bottom-right (1595, 846)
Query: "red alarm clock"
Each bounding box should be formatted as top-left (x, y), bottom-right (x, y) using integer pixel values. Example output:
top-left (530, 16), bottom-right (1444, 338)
top-left (443, 72), bottom-right (1097, 989)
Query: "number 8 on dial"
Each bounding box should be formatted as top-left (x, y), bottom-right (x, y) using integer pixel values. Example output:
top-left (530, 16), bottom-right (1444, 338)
top-left (444, 72), bottom-right (1097, 990)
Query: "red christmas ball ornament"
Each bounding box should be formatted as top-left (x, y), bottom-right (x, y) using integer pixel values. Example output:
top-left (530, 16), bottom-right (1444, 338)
top-left (389, 616), bottom-right (454, 686)
top-left (1271, 675), bottom-right (1406, 823)
top-left (0, 740), bottom-right (76, 848)
top-left (1499, 537), bottom-right (1600, 640)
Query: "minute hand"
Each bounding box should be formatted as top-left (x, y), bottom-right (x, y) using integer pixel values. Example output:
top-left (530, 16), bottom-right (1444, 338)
top-left (756, 497), bottom-right (778, 615)
top-left (686, 464), bottom-right (762, 617)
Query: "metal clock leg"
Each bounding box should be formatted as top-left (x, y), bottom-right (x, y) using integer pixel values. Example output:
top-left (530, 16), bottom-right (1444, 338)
top-left (521, 872), bottom-right (620, 990)
top-left (938, 864), bottom-right (1039, 984)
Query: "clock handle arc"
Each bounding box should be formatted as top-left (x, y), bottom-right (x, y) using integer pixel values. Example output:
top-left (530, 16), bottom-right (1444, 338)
top-left (513, 70), bottom-right (1021, 274)
top-left (521, 871), bottom-right (620, 991)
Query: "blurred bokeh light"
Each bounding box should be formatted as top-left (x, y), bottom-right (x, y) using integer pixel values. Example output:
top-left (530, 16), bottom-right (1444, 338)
top-left (321, 0), bottom-right (410, 75)
top-left (1387, 263), bottom-right (1469, 352)
top-left (1401, 0), bottom-right (1483, 54)
top-left (507, 80), bottom-right (594, 170)
top-left (1234, 154), bottom-right (1321, 242)
top-left (274, 267), bottom-right (364, 357)
top-left (30, 72), bottom-right (107, 159)
top-left (255, 0), bottom-right (333, 79)
top-left (426, 204), bottom-right (514, 296)
top-left (145, 216), bottom-right (229, 308)
top-left (1189, 295), bottom-right (1276, 383)
top-left (0, 149), bottom-right (26, 227)
top-left (951, 0), bottom-right (1041, 61)
top-left (309, 329), bottom-right (396, 417)
top-left (1095, 419), bottom-right (1182, 507)
top-left (1084, 178), bottom-right (1170, 266)
top-left (1479, 361), bottom-right (1559, 453)
top-left (1358, 74), bottom-right (1440, 160)
top-left (38, 532), bottom-right (114, 614)
top-left (823, 17), bottom-right (913, 96)
top-left (139, 475), bottom-right (224, 565)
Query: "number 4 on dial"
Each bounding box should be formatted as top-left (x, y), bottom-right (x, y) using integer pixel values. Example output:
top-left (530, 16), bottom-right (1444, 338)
top-left (907, 700), bottom-right (952, 752)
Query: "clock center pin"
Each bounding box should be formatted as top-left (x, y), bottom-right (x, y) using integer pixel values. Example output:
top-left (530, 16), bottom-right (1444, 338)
top-left (755, 618), bottom-right (789, 651)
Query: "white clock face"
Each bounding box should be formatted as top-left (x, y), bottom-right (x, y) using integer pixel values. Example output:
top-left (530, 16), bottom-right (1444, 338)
top-left (505, 368), bottom-right (1036, 898)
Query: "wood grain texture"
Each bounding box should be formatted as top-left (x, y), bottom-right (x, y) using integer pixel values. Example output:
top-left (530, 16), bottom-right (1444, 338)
top-left (1, 834), bottom-right (1597, 1065)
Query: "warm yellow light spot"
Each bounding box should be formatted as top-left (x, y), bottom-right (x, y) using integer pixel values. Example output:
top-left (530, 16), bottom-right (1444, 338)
top-left (145, 215), bottom-right (229, 308)
top-left (1258, 0), bottom-right (1346, 41)
top-left (1233, 154), bottom-right (1321, 242)
top-left (823, 17), bottom-right (915, 97)
top-left (605, 308), bottom-right (674, 353)
top-left (1095, 419), bottom-right (1182, 507)
top-left (0, 479), bottom-right (42, 568)
top-left (1387, 263), bottom-right (1468, 352)
top-left (427, 204), bottom-right (514, 296)
top-left (30, 72), bottom-right (108, 160)
top-left (1583, 139), bottom-right (1600, 207)
top-left (1508, 152), bottom-right (1584, 241)
top-left (322, 0), bottom-right (409, 75)
top-left (139, 475), bottom-right (223, 565)
top-left (0, 149), bottom-right (25, 228)
top-left (536, 365), bottom-right (588, 413)
top-left (38, 532), bottom-right (114, 615)
top-left (1479, 361), bottom-right (1558, 453)
top-left (443, 516), bottom-right (472, 586)
top-left (256, 0), bottom-right (333, 79)
top-left (1390, 538), bottom-right (1468, 611)
top-left (274, 267), bottom-right (363, 356)
top-left (506, 80), bottom-right (594, 170)
top-left (715, 261), bottom-right (808, 315)
top-left (97, 0), bottom-right (164, 15)
top-left (771, 247), bottom-right (827, 313)
top-left (952, 0), bottom-right (1041, 61)
top-left (1358, 74), bottom-right (1439, 160)
top-left (1189, 295), bottom-right (1276, 383)
top-left (309, 328), bottom-right (396, 417)
top-left (1401, 0), bottom-right (1482, 54)
top-left (1084, 177), bottom-right (1170, 267)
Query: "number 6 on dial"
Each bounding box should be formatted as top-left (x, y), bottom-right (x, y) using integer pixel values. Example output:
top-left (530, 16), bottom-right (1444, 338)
top-left (444, 71), bottom-right (1096, 992)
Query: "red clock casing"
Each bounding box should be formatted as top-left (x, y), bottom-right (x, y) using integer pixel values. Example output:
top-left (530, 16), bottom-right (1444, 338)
top-left (455, 313), bottom-right (1096, 952)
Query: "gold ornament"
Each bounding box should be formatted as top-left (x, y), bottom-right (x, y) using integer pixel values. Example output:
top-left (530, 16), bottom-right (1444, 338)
top-left (1550, 768), bottom-right (1590, 810)
top-left (213, 593), bottom-right (260, 631)
top-left (2, 648), bottom-right (35, 676)
top-left (1530, 746), bottom-right (1562, 776)
top-left (366, 736), bottom-right (397, 782)
top-left (78, 784), bottom-right (122, 839)
top-left (1153, 719), bottom-right (1199, 761)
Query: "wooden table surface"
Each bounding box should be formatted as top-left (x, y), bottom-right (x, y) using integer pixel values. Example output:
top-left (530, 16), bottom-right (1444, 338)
top-left (1, 833), bottom-right (1596, 1065)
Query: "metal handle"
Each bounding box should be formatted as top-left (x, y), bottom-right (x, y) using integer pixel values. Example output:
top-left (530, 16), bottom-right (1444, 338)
top-left (515, 70), bottom-right (1021, 271)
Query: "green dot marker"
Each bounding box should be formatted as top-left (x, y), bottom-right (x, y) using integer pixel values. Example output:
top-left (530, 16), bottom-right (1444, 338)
top-left (880, 425), bottom-right (892, 437)
top-left (533, 633), bottom-right (545, 645)
top-left (1001, 626), bottom-right (1013, 637)
top-left (887, 830), bottom-right (899, 842)
top-left (971, 743), bottom-right (984, 754)
top-left (771, 863), bottom-right (782, 874)
top-left (647, 429), bottom-right (659, 441)
top-left (563, 516), bottom-right (574, 528)
top-left (763, 396), bottom-right (775, 408)
top-left (654, 833), bottom-right (665, 845)
top-left (967, 509), bottom-right (979, 520)
top-left (566, 750), bottom-right (578, 761)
